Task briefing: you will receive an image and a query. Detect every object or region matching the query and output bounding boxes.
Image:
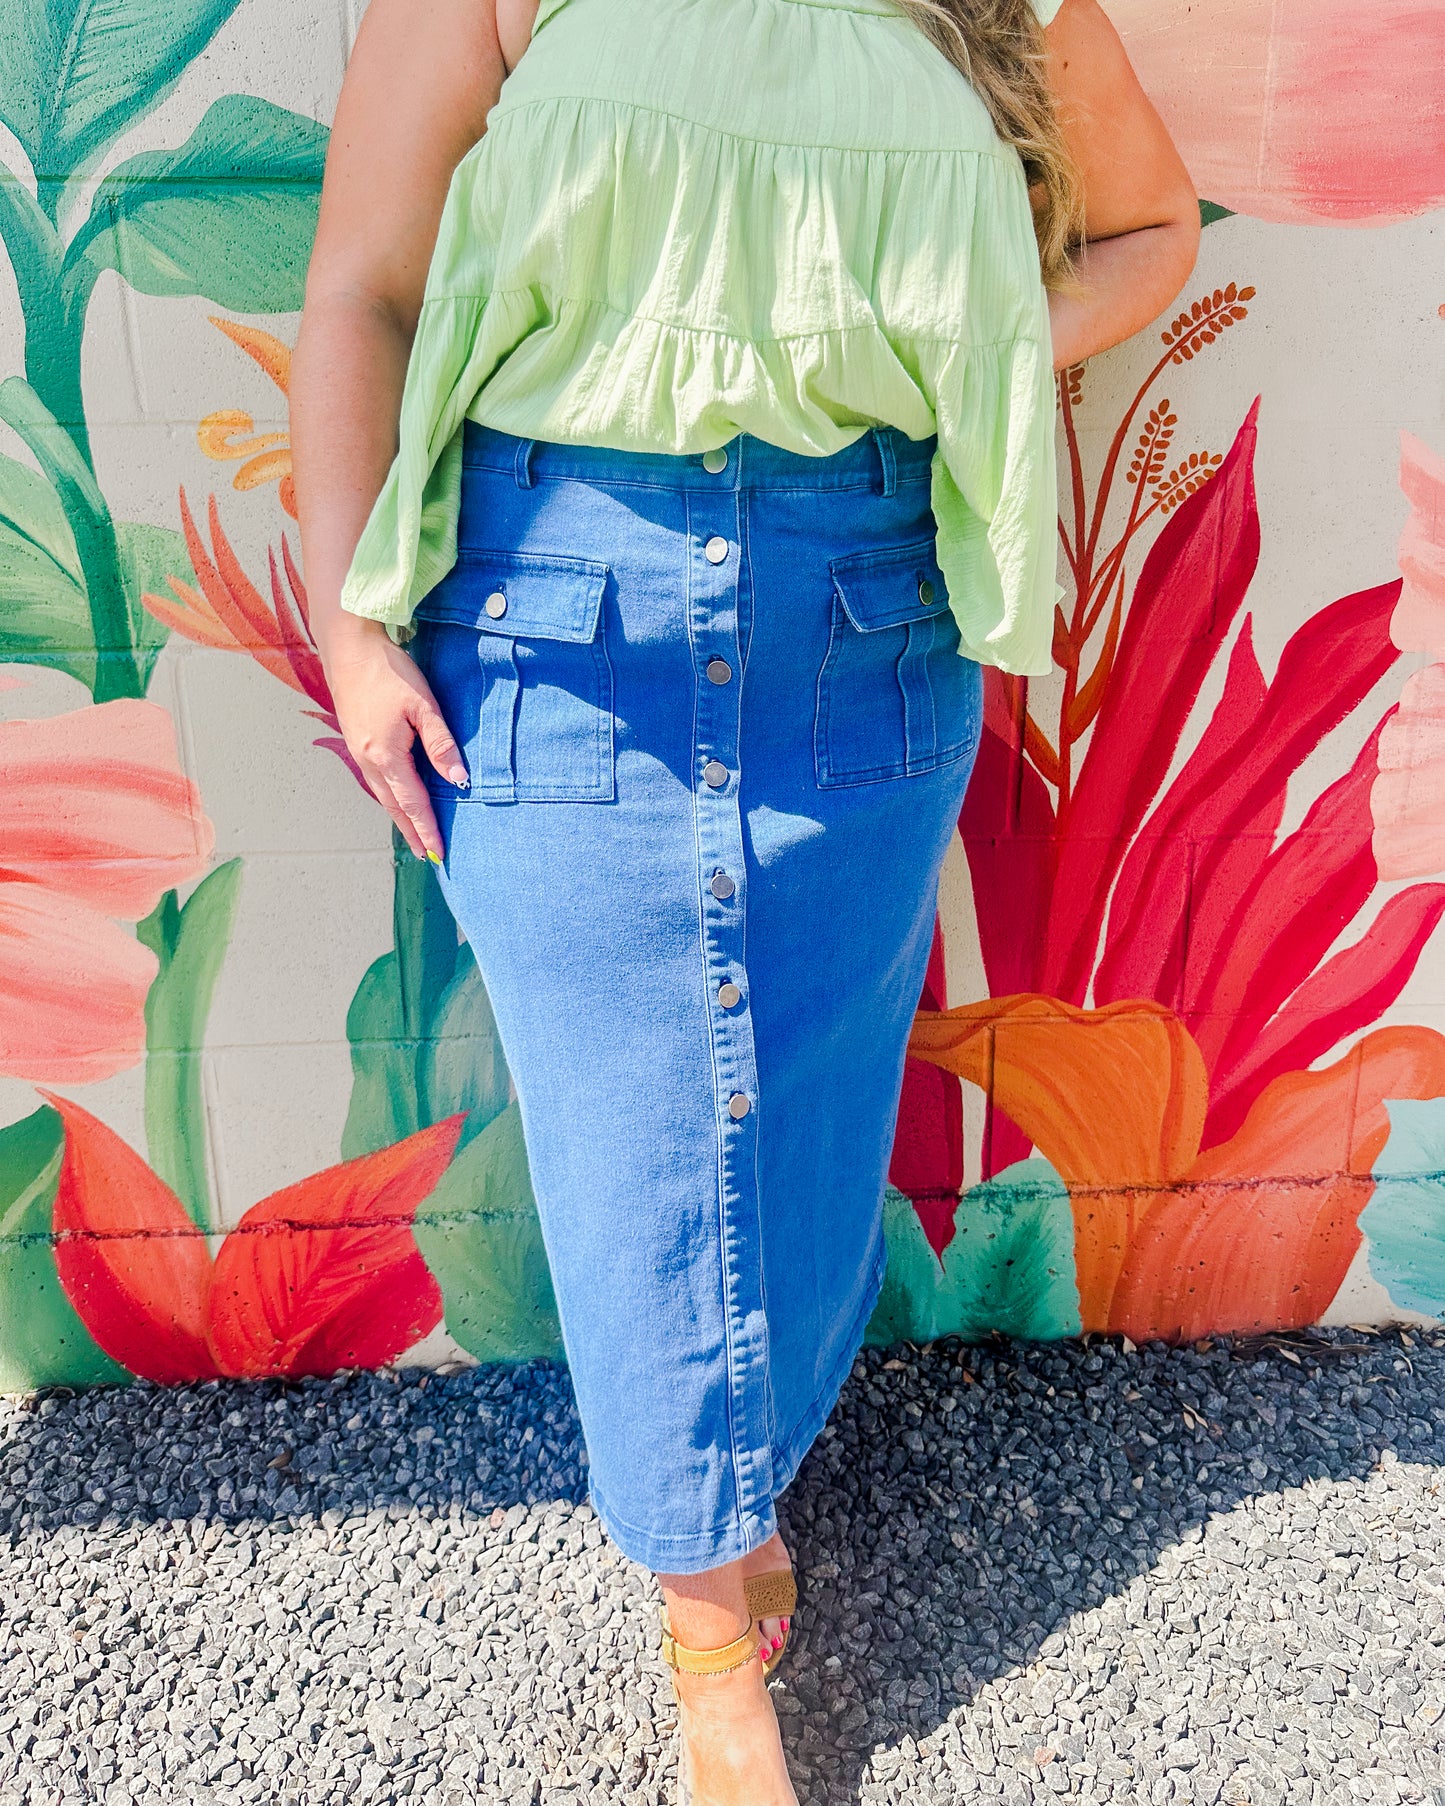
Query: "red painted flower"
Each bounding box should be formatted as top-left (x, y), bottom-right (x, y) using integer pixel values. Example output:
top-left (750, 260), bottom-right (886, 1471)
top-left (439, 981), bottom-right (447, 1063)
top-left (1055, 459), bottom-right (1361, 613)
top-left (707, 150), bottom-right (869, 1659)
top-left (46, 1093), bottom-right (465, 1383)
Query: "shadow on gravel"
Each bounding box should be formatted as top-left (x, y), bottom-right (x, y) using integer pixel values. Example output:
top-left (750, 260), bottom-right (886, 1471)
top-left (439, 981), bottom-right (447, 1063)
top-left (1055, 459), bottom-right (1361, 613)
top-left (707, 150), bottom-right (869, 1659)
top-left (3, 1325), bottom-right (1443, 1803)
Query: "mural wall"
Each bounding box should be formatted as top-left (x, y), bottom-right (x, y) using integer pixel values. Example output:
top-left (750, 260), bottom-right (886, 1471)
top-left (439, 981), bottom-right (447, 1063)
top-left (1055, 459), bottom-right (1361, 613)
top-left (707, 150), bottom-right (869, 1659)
top-left (0, 0), bottom-right (1442, 1390)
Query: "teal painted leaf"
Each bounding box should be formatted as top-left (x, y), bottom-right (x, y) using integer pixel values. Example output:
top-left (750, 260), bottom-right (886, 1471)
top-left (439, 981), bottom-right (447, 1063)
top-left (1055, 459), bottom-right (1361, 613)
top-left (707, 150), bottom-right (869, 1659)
top-left (0, 1107), bottom-right (129, 1389)
top-left (343, 849), bottom-right (511, 1159)
top-left (0, 0), bottom-right (245, 189)
top-left (69, 94), bottom-right (327, 313)
top-left (865, 1157), bottom-right (1080, 1346)
top-left (413, 1102), bottom-right (563, 1363)
top-left (137, 861), bottom-right (244, 1232)
top-left (1361, 1097), bottom-right (1445, 1318)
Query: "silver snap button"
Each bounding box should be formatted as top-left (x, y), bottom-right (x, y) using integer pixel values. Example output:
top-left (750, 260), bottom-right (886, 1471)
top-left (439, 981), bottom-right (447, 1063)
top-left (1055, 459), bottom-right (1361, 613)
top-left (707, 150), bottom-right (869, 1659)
top-left (702, 448), bottom-right (729, 474)
top-left (706, 657), bottom-right (733, 685)
top-left (484, 590), bottom-right (508, 618)
top-left (917, 577), bottom-right (936, 607)
top-left (710, 871), bottom-right (736, 900)
top-left (703, 759), bottom-right (729, 788)
top-left (728, 1092), bottom-right (751, 1120)
top-left (718, 981), bottom-right (742, 1008)
top-left (704, 536), bottom-right (729, 565)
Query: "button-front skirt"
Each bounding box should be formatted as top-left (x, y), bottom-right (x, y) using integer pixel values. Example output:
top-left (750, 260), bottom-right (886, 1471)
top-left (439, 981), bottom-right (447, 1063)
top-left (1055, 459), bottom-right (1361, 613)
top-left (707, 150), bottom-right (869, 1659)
top-left (413, 422), bottom-right (983, 1573)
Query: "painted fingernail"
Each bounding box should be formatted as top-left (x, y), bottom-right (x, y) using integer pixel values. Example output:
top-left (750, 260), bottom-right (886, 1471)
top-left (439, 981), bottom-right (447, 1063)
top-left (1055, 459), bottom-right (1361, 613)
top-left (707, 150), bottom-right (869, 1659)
top-left (426, 849), bottom-right (443, 865)
top-left (448, 765), bottom-right (469, 788)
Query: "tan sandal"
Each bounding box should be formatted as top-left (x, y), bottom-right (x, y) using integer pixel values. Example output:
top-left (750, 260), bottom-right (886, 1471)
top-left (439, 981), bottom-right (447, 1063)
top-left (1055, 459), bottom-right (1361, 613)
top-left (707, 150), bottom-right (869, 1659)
top-left (743, 1568), bottom-right (798, 1676)
top-left (659, 1609), bottom-right (766, 1805)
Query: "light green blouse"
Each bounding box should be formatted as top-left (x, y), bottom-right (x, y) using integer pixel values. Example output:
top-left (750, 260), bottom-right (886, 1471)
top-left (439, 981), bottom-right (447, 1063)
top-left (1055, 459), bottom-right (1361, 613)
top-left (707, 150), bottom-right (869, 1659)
top-left (340, 0), bottom-right (1065, 676)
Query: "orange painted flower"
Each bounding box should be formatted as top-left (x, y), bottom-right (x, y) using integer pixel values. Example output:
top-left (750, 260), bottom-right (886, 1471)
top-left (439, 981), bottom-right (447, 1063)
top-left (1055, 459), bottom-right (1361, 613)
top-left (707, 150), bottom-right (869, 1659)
top-left (1109, 0), bottom-right (1445, 226)
top-left (47, 1093), bottom-right (465, 1382)
top-left (199, 317), bottom-right (295, 516)
top-left (910, 996), bottom-right (1445, 1339)
top-left (141, 493), bottom-right (359, 781)
top-left (0, 700), bottom-right (213, 1083)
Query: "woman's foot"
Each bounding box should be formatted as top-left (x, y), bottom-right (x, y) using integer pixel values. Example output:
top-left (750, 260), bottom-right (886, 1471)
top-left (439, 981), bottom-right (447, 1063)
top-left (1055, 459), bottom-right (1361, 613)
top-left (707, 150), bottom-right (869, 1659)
top-left (657, 1546), bottom-right (798, 1806)
top-left (738, 1529), bottom-right (794, 1666)
top-left (670, 1640), bottom-right (798, 1806)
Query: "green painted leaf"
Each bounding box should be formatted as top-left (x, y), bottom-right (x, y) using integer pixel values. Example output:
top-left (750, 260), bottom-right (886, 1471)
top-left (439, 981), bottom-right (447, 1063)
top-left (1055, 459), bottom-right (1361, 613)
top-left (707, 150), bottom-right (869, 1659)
top-left (1361, 1098), bottom-right (1445, 1318)
top-left (0, 0), bottom-right (245, 189)
top-left (413, 1102), bottom-right (562, 1363)
top-left (0, 1107), bottom-right (129, 1389)
top-left (114, 518), bottom-right (188, 682)
top-left (137, 861), bottom-right (244, 1231)
top-left (69, 94), bottom-right (327, 312)
top-left (0, 448), bottom-right (94, 684)
top-left (0, 490), bottom-right (183, 690)
top-left (0, 375), bottom-right (144, 698)
top-left (343, 848), bottom-right (511, 1158)
top-left (1200, 200), bottom-right (1234, 227)
top-left (865, 1157), bottom-right (1081, 1347)
top-left (0, 448), bottom-right (80, 575)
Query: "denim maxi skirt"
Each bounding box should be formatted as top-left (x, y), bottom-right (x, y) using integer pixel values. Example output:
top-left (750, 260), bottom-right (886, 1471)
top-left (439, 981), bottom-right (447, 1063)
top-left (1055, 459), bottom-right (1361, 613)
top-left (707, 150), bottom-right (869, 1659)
top-left (411, 420), bottom-right (984, 1574)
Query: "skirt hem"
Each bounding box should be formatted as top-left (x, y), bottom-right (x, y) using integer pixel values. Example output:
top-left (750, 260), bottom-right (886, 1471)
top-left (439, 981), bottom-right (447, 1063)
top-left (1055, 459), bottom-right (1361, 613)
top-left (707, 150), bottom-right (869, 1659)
top-left (584, 1231), bottom-right (888, 1574)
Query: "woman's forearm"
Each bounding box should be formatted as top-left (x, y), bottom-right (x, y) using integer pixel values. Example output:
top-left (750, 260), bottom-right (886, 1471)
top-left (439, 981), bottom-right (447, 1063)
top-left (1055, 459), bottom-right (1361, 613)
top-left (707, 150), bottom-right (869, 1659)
top-left (287, 0), bottom-right (509, 661)
top-left (290, 289), bottom-right (414, 657)
top-left (1046, 211), bottom-right (1201, 371)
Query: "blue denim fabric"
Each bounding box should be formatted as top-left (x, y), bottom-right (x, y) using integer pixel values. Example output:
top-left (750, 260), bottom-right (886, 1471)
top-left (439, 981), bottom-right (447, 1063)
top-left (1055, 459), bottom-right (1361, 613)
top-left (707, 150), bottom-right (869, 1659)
top-left (411, 421), bottom-right (983, 1574)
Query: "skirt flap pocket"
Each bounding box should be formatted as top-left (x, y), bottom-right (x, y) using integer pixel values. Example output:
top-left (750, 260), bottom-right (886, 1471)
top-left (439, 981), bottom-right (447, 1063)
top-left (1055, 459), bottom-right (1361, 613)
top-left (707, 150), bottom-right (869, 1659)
top-left (827, 538), bottom-right (947, 634)
top-left (422, 548), bottom-right (610, 643)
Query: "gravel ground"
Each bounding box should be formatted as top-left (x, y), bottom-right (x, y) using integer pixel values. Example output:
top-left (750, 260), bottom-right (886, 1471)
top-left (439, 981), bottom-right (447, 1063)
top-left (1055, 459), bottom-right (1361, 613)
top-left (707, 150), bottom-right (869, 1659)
top-left (1, 1326), bottom-right (1443, 1806)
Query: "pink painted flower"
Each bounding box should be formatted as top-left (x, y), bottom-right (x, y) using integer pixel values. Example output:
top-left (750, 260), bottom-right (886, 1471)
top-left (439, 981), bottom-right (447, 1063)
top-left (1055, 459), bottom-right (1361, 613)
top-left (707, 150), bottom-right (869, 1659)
top-left (1108, 0), bottom-right (1445, 226)
top-left (1372, 433), bottom-right (1445, 879)
top-left (0, 699), bottom-right (214, 1082)
top-left (1387, 432), bottom-right (1445, 656)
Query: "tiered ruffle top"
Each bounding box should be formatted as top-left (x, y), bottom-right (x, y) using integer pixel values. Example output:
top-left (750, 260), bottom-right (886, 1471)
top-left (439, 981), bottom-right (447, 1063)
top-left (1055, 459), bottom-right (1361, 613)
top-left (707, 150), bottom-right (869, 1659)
top-left (340, 0), bottom-right (1065, 675)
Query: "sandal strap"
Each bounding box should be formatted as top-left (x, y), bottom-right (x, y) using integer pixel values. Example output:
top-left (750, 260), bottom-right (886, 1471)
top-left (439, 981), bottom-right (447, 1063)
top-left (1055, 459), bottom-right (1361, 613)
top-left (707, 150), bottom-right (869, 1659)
top-left (658, 1609), bottom-right (762, 1676)
top-left (743, 1569), bottom-right (797, 1620)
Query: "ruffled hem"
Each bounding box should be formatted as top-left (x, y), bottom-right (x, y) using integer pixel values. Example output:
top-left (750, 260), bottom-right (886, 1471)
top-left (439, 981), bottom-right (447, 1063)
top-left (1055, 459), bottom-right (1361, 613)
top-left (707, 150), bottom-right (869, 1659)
top-left (341, 89), bottom-right (1059, 676)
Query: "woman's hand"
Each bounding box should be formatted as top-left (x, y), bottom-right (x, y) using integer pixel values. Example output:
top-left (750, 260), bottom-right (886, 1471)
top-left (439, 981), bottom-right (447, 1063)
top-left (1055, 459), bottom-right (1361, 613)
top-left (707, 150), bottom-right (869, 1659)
top-left (320, 615), bottom-right (469, 864)
top-left (1040, 0), bottom-right (1202, 370)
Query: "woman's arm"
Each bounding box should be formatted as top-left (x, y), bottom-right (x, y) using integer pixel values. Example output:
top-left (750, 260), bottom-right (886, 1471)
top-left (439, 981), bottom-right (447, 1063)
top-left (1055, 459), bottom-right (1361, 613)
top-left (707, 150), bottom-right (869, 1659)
top-left (290, 0), bottom-right (515, 859)
top-left (1040, 0), bottom-right (1201, 370)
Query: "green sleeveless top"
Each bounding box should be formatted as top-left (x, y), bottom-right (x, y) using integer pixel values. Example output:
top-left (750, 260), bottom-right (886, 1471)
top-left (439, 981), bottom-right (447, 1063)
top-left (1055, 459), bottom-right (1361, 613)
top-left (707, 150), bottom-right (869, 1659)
top-left (340, 0), bottom-right (1065, 676)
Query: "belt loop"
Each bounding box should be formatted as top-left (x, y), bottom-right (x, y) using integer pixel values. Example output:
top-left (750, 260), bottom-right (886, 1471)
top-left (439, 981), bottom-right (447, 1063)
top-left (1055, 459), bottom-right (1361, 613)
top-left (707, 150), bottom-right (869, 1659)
top-left (514, 436), bottom-right (537, 489)
top-left (871, 426), bottom-right (897, 498)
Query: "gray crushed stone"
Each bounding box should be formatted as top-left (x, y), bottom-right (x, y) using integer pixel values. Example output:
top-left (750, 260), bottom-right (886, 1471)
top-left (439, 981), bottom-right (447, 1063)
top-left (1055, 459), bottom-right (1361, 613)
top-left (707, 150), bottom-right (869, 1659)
top-left (0, 1327), bottom-right (1443, 1806)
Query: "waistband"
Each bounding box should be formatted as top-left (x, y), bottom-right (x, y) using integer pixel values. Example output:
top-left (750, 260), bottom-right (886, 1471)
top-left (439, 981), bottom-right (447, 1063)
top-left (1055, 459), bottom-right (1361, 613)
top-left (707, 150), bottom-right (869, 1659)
top-left (460, 420), bottom-right (936, 494)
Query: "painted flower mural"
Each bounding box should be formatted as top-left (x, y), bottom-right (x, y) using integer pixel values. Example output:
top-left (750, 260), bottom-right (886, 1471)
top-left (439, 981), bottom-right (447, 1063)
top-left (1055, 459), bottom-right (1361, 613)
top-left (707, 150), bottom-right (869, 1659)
top-left (892, 275), bottom-right (1445, 1345)
top-left (1, 2), bottom-right (1443, 1393)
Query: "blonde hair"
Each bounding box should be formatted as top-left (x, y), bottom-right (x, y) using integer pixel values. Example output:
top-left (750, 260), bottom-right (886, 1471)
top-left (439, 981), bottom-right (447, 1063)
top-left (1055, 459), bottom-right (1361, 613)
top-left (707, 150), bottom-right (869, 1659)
top-left (893, 0), bottom-right (1084, 290)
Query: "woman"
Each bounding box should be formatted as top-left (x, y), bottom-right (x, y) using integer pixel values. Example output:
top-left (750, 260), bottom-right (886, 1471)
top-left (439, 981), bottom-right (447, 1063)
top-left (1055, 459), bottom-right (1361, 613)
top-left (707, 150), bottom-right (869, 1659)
top-left (291, 0), bottom-right (1198, 1798)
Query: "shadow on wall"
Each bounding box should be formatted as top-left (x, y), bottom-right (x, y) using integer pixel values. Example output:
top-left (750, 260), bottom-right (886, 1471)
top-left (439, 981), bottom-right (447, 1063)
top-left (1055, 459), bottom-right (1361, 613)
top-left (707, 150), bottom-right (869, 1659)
top-left (3, 1327), bottom-right (1442, 1798)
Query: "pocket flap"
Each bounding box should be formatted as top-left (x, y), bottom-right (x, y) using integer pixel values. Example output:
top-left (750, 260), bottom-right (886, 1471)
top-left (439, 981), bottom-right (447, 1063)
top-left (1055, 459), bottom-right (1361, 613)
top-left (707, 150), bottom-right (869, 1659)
top-left (418, 548), bottom-right (610, 642)
top-left (828, 538), bottom-right (948, 633)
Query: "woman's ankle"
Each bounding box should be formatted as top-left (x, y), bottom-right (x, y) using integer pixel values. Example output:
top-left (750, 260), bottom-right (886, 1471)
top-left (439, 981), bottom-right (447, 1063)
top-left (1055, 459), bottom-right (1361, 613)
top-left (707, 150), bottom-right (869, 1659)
top-left (657, 1556), bottom-right (754, 1655)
